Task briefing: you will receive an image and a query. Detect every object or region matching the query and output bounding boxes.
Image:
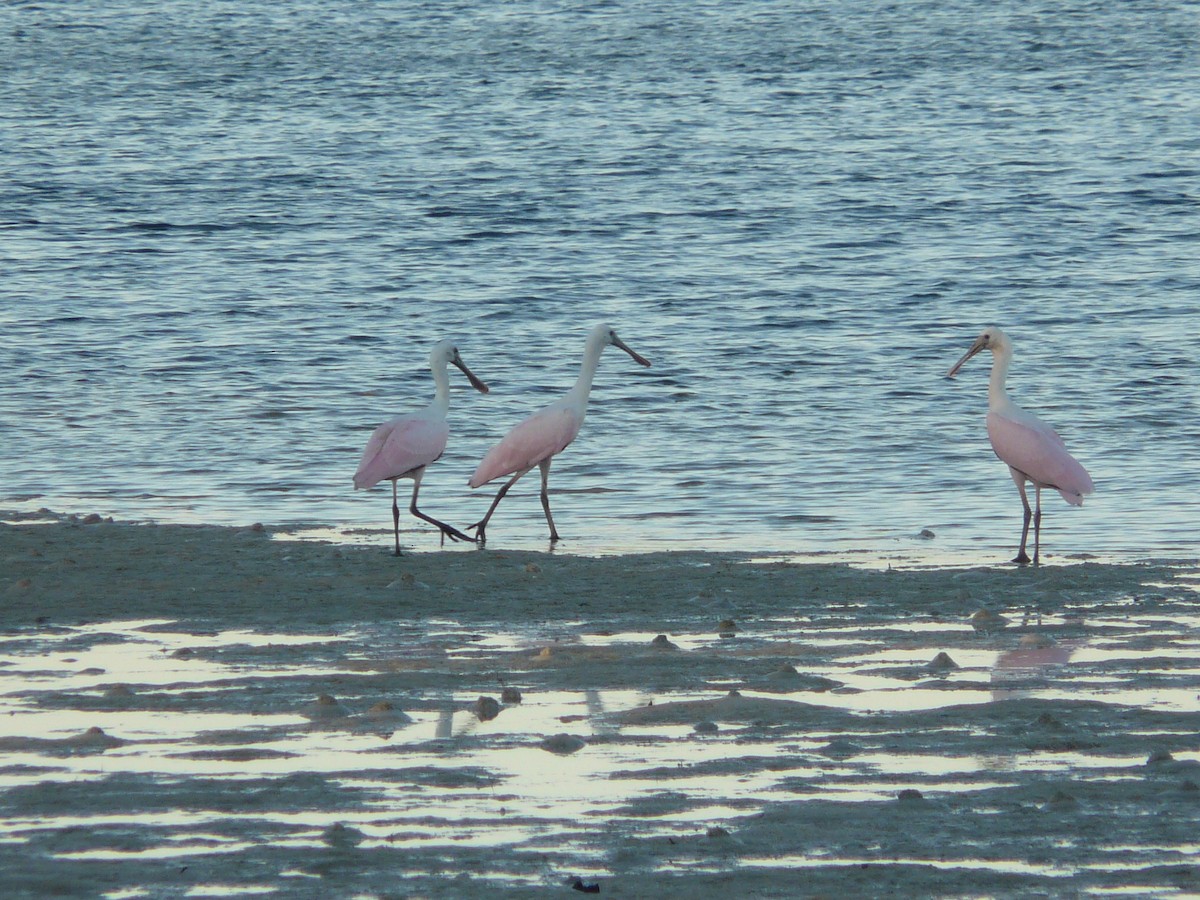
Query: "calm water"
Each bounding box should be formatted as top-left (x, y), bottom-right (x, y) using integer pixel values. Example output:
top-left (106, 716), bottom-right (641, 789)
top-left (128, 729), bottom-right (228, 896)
top-left (2, 0), bottom-right (1198, 560)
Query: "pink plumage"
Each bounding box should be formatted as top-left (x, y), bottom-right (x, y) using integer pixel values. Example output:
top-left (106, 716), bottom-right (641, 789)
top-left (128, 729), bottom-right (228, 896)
top-left (987, 410), bottom-right (1095, 506)
top-left (947, 326), bottom-right (1093, 564)
top-left (353, 339), bottom-right (488, 554)
top-left (468, 403), bottom-right (581, 489)
top-left (467, 323), bottom-right (651, 544)
top-left (354, 417), bottom-right (449, 490)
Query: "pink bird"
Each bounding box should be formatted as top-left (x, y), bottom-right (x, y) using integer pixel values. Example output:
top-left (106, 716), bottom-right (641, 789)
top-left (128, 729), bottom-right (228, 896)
top-left (467, 323), bottom-right (651, 545)
top-left (354, 340), bottom-right (488, 555)
top-left (947, 326), bottom-right (1094, 565)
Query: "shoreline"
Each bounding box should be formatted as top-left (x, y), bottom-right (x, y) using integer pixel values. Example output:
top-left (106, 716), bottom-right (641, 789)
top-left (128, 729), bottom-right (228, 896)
top-left (4, 509), bottom-right (1195, 632)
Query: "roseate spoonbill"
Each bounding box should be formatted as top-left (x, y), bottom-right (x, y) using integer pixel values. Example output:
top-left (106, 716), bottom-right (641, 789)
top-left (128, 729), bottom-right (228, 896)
top-left (354, 340), bottom-right (488, 555)
top-left (946, 326), bottom-right (1094, 565)
top-left (467, 323), bottom-right (651, 545)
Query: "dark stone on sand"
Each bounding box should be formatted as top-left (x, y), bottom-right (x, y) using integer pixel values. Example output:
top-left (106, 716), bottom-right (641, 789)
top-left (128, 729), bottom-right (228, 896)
top-left (1033, 712), bottom-right (1067, 730)
top-left (1045, 790), bottom-right (1079, 810)
top-left (927, 651), bottom-right (959, 670)
top-left (473, 696), bottom-right (502, 721)
top-left (541, 733), bottom-right (587, 755)
top-left (820, 738), bottom-right (862, 759)
top-left (763, 664), bottom-right (839, 692)
top-left (323, 822), bottom-right (365, 848)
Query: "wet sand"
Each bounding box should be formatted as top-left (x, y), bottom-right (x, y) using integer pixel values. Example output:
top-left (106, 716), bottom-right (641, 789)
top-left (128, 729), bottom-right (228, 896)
top-left (2, 512), bottom-right (1199, 898)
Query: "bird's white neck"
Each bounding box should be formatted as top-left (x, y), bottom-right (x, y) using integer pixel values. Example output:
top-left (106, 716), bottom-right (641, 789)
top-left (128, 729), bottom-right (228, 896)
top-left (567, 330), bottom-right (608, 405)
top-left (987, 344), bottom-right (1013, 410)
top-left (429, 358), bottom-right (452, 416)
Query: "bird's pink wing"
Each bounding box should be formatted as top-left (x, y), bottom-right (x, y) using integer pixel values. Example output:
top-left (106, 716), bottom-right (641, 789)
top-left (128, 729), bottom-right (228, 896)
top-left (987, 410), bottom-right (1094, 504)
top-left (354, 416), bottom-right (449, 489)
top-left (469, 405), bottom-right (582, 488)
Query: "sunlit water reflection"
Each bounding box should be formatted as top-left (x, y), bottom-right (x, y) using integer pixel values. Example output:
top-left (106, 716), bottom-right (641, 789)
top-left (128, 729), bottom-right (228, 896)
top-left (3, 587), bottom-right (1199, 894)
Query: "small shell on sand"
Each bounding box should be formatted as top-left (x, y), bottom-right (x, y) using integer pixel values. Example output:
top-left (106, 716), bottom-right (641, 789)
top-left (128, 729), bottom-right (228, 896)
top-left (304, 694), bottom-right (351, 720)
top-left (365, 701), bottom-right (412, 723)
top-left (971, 608), bottom-right (1009, 631)
top-left (541, 733), bottom-right (586, 755)
top-left (1019, 633), bottom-right (1056, 649)
top-left (388, 572), bottom-right (427, 589)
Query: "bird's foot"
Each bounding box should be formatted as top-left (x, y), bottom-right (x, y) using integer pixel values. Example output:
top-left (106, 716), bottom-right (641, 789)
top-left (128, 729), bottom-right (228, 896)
top-left (439, 524), bottom-right (476, 544)
top-left (467, 522), bottom-right (487, 546)
top-left (1013, 552), bottom-right (1031, 565)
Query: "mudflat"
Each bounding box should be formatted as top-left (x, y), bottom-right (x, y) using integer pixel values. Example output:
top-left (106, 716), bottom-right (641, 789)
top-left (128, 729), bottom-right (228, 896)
top-left (2, 513), bottom-right (1198, 897)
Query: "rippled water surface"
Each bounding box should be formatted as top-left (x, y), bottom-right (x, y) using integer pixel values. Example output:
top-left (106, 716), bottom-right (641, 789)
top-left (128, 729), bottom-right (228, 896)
top-left (3, 0), bottom-right (1198, 559)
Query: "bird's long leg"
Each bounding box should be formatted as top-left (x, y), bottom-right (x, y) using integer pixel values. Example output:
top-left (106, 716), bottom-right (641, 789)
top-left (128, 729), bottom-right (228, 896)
top-left (391, 479), bottom-right (403, 557)
top-left (409, 472), bottom-right (475, 545)
top-left (469, 468), bottom-right (529, 546)
top-left (1032, 485), bottom-right (1043, 566)
top-left (1012, 473), bottom-right (1032, 565)
top-left (539, 458), bottom-right (560, 543)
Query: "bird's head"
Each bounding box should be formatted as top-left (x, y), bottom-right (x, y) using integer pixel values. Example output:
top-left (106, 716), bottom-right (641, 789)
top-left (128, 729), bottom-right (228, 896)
top-left (593, 323), bottom-right (652, 368)
top-left (432, 340), bottom-right (489, 393)
top-left (946, 326), bottom-right (1009, 378)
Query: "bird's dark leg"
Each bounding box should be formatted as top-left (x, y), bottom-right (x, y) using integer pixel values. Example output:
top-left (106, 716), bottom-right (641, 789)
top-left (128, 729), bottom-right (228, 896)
top-left (391, 479), bottom-right (403, 557)
top-left (1013, 480), bottom-right (1032, 565)
top-left (469, 469), bottom-right (528, 546)
top-left (539, 458), bottom-right (560, 543)
top-left (1032, 486), bottom-right (1042, 566)
top-left (409, 475), bottom-right (475, 545)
